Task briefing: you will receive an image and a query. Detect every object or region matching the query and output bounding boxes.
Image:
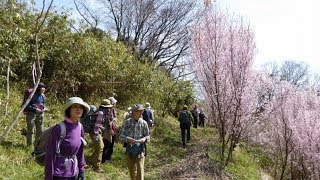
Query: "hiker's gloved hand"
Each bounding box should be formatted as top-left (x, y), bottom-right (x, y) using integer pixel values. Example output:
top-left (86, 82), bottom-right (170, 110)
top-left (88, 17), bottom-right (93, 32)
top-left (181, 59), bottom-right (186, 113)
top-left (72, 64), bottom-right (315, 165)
top-left (78, 171), bottom-right (85, 180)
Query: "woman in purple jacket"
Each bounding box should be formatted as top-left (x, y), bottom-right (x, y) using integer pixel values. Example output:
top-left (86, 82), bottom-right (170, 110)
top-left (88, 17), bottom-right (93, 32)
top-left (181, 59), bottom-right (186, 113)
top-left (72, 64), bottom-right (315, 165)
top-left (45, 97), bottom-right (90, 180)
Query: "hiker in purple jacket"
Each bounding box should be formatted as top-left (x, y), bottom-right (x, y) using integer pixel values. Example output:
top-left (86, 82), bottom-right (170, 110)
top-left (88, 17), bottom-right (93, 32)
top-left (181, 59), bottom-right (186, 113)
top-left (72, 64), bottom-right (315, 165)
top-left (45, 97), bottom-right (90, 180)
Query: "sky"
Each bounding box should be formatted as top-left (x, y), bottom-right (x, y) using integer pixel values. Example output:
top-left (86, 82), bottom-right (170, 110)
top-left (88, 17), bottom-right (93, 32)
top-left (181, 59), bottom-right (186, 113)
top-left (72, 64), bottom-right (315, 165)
top-left (218, 0), bottom-right (320, 72)
top-left (35, 0), bottom-right (320, 72)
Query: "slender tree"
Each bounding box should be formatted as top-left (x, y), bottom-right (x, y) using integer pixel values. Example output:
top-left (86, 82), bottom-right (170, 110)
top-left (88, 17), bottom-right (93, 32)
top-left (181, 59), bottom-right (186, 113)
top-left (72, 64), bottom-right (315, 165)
top-left (191, 5), bottom-right (256, 165)
top-left (0, 0), bottom-right (53, 143)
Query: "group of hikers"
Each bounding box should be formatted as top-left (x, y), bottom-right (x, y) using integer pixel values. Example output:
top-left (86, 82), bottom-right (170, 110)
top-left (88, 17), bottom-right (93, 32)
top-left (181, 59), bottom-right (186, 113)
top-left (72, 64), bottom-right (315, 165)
top-left (22, 82), bottom-right (205, 180)
top-left (178, 104), bottom-right (206, 147)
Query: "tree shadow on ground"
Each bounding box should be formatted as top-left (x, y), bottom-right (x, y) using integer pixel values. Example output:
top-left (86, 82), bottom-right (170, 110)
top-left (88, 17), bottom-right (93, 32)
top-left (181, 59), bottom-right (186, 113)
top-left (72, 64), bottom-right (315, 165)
top-left (0, 140), bottom-right (26, 149)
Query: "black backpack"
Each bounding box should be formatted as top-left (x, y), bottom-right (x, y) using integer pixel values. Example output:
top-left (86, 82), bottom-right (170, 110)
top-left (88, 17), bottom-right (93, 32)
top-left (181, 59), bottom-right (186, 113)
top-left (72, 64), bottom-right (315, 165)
top-left (179, 110), bottom-right (190, 124)
top-left (80, 105), bottom-right (97, 133)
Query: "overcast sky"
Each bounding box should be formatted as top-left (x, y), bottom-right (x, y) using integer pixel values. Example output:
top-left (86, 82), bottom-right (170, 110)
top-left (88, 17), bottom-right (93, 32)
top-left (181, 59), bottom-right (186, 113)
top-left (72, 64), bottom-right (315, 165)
top-left (219, 0), bottom-right (320, 72)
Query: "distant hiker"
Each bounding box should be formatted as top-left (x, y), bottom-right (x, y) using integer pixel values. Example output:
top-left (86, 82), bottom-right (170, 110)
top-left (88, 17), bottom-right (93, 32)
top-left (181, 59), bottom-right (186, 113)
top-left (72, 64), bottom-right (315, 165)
top-left (101, 99), bottom-right (118, 163)
top-left (80, 105), bottom-right (97, 133)
top-left (87, 99), bottom-right (111, 172)
top-left (108, 96), bottom-right (117, 106)
top-left (124, 107), bottom-right (132, 121)
top-left (108, 96), bottom-right (118, 119)
top-left (191, 104), bottom-right (200, 128)
top-left (122, 107), bottom-right (132, 149)
top-left (142, 102), bottom-right (154, 128)
top-left (120, 104), bottom-right (150, 180)
top-left (178, 105), bottom-right (194, 147)
top-left (23, 82), bottom-right (49, 147)
top-left (108, 96), bottom-right (118, 123)
top-left (45, 97), bottom-right (89, 180)
top-left (199, 109), bottom-right (206, 127)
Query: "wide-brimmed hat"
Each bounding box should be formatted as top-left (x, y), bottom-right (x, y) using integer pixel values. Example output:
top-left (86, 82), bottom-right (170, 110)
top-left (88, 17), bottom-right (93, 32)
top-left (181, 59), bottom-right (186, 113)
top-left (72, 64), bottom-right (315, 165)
top-left (108, 97), bottom-right (117, 105)
top-left (63, 97), bottom-right (90, 115)
top-left (131, 104), bottom-right (144, 112)
top-left (145, 102), bottom-right (151, 108)
top-left (101, 99), bottom-right (113, 108)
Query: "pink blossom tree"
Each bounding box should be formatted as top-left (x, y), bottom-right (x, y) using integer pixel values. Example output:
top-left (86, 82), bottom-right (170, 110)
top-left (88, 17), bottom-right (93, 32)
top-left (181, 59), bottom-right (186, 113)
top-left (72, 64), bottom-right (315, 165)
top-left (191, 6), bottom-right (257, 165)
top-left (252, 80), bottom-right (320, 179)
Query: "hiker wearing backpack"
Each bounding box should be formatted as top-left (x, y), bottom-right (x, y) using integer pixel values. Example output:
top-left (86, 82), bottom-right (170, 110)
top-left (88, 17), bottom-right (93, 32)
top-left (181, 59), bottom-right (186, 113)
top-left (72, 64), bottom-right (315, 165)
top-left (45, 97), bottom-right (89, 180)
top-left (101, 99), bottom-right (118, 163)
top-left (178, 105), bottom-right (194, 147)
top-left (142, 102), bottom-right (154, 128)
top-left (23, 82), bottom-right (49, 147)
top-left (191, 104), bottom-right (200, 129)
top-left (199, 109), bottom-right (206, 127)
top-left (86, 99), bottom-right (114, 173)
top-left (119, 104), bottom-right (150, 180)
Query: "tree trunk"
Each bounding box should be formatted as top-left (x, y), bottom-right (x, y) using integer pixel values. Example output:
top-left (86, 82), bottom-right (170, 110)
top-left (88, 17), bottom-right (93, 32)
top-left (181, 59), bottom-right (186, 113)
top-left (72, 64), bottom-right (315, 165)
top-left (4, 59), bottom-right (11, 117)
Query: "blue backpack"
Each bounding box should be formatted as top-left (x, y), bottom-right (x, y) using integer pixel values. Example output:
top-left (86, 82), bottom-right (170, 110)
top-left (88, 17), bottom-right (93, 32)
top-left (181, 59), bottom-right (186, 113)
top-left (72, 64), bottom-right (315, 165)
top-left (126, 143), bottom-right (145, 157)
top-left (142, 109), bottom-right (152, 122)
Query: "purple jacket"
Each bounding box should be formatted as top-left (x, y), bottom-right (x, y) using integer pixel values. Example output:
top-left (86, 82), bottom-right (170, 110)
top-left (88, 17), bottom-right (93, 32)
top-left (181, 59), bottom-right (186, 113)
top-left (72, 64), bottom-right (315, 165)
top-left (45, 119), bottom-right (85, 180)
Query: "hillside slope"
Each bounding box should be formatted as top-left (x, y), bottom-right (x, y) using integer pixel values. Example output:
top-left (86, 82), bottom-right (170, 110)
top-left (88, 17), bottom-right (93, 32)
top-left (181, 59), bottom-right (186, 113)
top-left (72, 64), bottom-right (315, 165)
top-left (0, 95), bottom-right (271, 179)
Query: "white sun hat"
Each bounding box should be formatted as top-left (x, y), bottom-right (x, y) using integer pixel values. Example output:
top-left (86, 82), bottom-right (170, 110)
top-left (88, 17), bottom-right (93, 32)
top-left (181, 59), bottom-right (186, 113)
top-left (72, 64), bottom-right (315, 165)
top-left (63, 97), bottom-right (90, 115)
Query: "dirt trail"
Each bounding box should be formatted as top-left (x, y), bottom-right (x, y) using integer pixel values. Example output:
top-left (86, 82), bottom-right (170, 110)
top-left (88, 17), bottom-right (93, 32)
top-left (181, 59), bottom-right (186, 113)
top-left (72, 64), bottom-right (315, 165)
top-left (160, 137), bottom-right (229, 180)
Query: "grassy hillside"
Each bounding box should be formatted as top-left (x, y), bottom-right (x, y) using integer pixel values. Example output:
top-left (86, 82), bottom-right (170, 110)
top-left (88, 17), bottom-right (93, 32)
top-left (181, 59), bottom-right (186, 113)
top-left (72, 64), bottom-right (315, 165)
top-left (0, 89), bottom-right (272, 179)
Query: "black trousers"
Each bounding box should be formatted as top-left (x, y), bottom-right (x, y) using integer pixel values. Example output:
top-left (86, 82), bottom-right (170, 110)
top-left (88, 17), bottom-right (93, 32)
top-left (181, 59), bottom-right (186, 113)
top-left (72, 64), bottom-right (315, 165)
top-left (180, 123), bottom-right (191, 146)
top-left (102, 135), bottom-right (116, 162)
top-left (199, 118), bottom-right (205, 127)
top-left (193, 118), bottom-right (198, 128)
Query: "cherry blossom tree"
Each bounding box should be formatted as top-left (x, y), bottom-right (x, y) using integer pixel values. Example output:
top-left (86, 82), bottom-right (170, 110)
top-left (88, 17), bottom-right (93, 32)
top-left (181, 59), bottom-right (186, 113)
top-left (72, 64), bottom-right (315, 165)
top-left (190, 6), bottom-right (257, 165)
top-left (252, 79), bottom-right (320, 179)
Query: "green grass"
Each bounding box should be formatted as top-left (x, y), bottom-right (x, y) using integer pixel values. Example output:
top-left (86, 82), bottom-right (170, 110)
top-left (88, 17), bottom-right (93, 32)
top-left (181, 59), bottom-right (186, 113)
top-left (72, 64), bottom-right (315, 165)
top-left (0, 87), bottom-right (273, 179)
top-left (225, 147), bottom-right (261, 180)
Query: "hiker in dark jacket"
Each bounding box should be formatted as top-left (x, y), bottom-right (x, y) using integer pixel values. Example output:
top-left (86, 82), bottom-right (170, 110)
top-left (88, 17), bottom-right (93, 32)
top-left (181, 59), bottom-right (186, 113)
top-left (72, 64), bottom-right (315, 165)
top-left (25, 82), bottom-right (49, 147)
top-left (199, 109), bottom-right (206, 127)
top-left (191, 104), bottom-right (200, 128)
top-left (45, 97), bottom-right (89, 180)
top-left (178, 105), bottom-right (194, 147)
top-left (142, 102), bottom-right (155, 128)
